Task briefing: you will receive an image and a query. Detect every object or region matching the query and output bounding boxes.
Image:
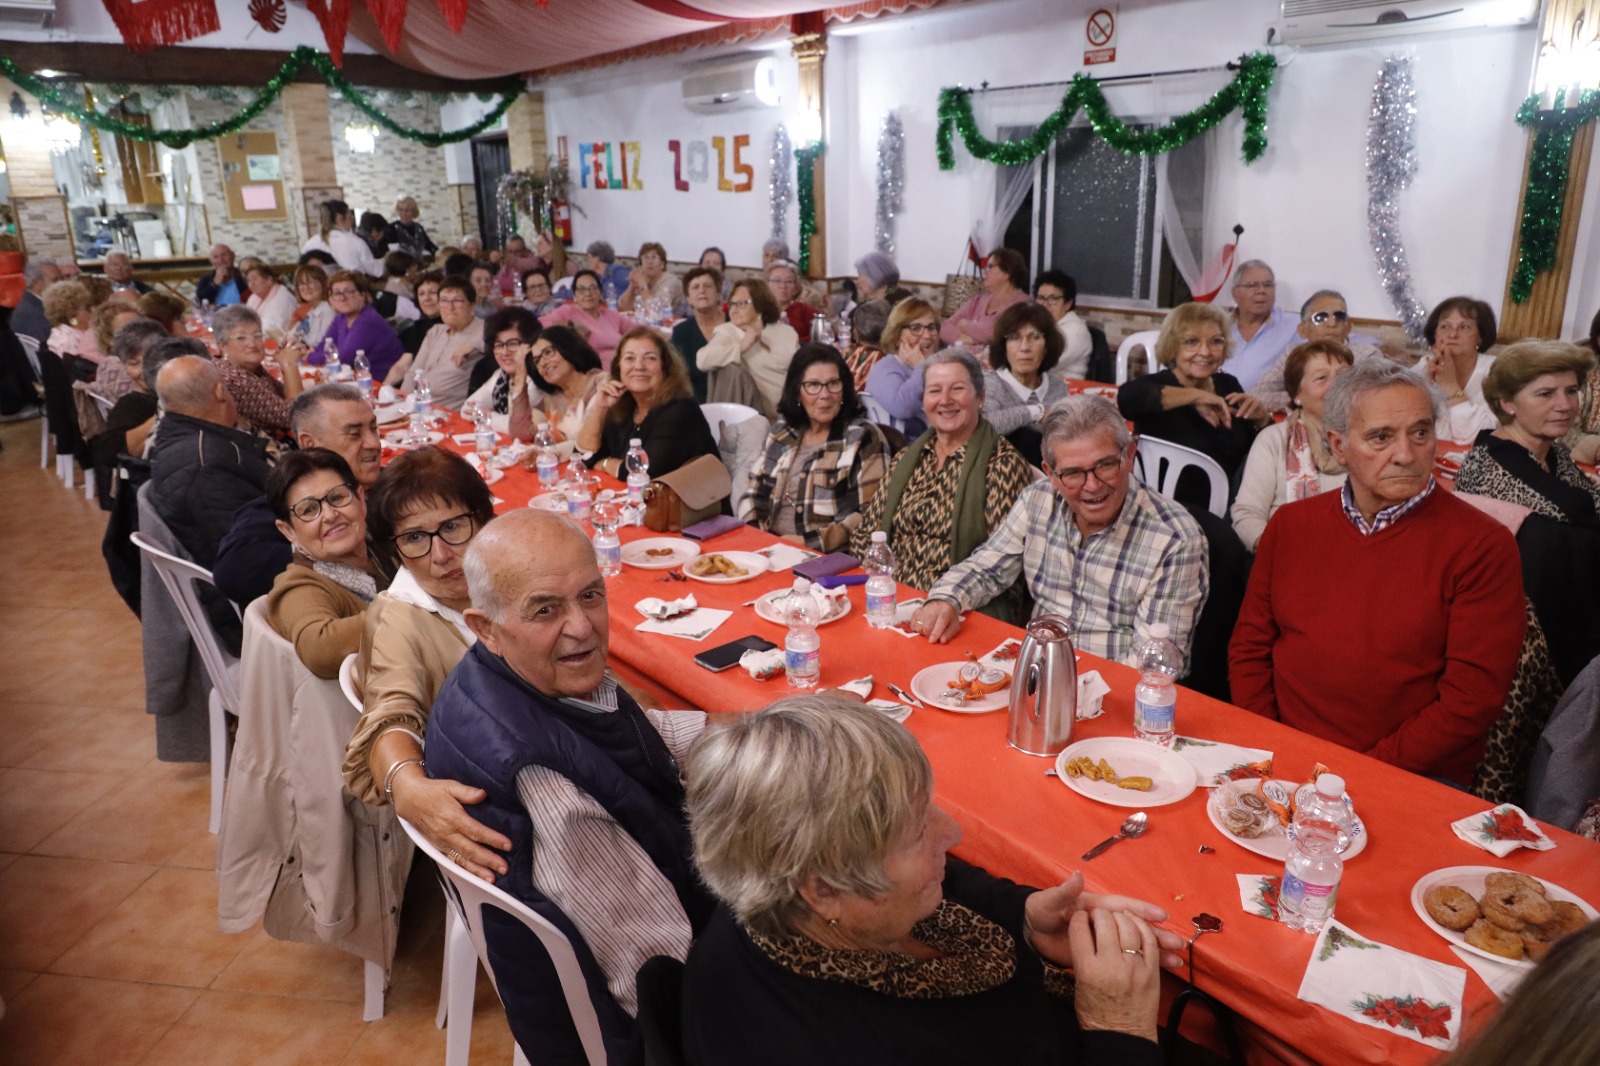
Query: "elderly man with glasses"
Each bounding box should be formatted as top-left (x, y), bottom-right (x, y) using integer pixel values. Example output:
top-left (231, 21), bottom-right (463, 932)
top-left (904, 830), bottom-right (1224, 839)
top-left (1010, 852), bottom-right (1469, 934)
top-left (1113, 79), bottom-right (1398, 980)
top-left (1226, 260), bottom-right (1303, 392)
top-left (1249, 289), bottom-right (1386, 413)
top-left (911, 396), bottom-right (1209, 676)
top-left (212, 304), bottom-right (303, 436)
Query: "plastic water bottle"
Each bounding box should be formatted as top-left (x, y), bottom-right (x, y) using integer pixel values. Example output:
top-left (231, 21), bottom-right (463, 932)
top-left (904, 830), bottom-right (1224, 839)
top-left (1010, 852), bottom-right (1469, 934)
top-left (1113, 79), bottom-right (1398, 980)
top-left (353, 350), bottom-right (372, 394)
top-left (533, 423), bottom-right (559, 488)
top-left (623, 438), bottom-right (650, 524)
top-left (1280, 774), bottom-right (1355, 934)
top-left (591, 493), bottom-right (622, 576)
top-left (513, 273), bottom-right (525, 305)
top-left (323, 338), bottom-right (342, 383)
top-left (863, 531), bottom-right (897, 628)
top-left (604, 279), bottom-right (619, 310)
top-left (785, 578), bottom-right (821, 689)
top-left (413, 372), bottom-right (433, 424)
top-left (1132, 623), bottom-right (1181, 747)
top-left (835, 317), bottom-right (852, 349)
top-left (473, 405), bottom-right (497, 467)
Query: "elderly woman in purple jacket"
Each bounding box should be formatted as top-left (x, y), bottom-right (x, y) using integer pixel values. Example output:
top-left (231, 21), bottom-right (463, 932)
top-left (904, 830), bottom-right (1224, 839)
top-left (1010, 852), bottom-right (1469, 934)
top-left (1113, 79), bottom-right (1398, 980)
top-left (319, 270), bottom-right (404, 382)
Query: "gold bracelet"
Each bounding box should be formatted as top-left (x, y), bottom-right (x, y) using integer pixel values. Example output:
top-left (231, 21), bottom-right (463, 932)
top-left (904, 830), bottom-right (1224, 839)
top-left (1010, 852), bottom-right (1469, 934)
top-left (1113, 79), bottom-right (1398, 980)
top-left (382, 757), bottom-right (424, 801)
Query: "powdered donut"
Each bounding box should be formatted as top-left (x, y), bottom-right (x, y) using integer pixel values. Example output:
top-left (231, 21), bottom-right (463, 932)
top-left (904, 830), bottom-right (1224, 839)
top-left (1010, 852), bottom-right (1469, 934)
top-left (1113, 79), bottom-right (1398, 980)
top-left (1423, 885), bottom-right (1480, 931)
top-left (1480, 880), bottom-right (1554, 931)
top-left (1484, 871), bottom-right (1548, 899)
top-left (1463, 918), bottom-right (1525, 960)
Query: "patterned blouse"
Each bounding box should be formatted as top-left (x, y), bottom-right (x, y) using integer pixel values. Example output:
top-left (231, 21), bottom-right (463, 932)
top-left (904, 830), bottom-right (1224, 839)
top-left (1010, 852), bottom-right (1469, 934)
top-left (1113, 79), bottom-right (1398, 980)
top-left (849, 435), bottom-right (1033, 593)
top-left (1453, 433), bottom-right (1600, 523)
top-left (737, 418), bottom-right (891, 552)
top-left (214, 356), bottom-right (291, 434)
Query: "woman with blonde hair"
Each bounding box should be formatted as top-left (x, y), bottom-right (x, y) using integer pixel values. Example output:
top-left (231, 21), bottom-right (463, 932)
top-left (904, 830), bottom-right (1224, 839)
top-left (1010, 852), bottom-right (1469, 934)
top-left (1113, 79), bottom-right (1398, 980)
top-left (86, 301), bottom-right (145, 399)
top-left (384, 195), bottom-right (437, 260)
top-left (863, 297), bottom-right (942, 437)
top-left (579, 326), bottom-right (720, 478)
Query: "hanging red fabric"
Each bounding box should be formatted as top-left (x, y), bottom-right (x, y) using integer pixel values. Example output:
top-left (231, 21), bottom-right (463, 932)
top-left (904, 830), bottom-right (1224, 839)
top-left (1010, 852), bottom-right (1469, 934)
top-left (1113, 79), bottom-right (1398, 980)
top-left (99, 0), bottom-right (220, 51)
top-left (435, 0), bottom-right (469, 31)
top-left (308, 0), bottom-right (353, 65)
top-left (364, 0), bottom-right (409, 52)
top-left (1192, 226), bottom-right (1244, 304)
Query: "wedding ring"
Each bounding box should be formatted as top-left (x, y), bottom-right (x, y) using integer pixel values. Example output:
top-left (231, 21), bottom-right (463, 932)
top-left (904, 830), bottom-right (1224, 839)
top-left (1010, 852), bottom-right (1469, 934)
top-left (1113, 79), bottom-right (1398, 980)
top-left (448, 849), bottom-right (461, 864)
top-left (1122, 948), bottom-right (1143, 956)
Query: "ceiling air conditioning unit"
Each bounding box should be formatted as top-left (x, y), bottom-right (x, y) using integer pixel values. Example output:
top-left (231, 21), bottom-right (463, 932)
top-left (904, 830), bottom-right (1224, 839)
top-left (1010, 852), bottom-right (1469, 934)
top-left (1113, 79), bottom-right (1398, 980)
top-left (682, 55), bottom-right (781, 113)
top-left (1271, 0), bottom-right (1539, 47)
top-left (0, 0), bottom-right (54, 28)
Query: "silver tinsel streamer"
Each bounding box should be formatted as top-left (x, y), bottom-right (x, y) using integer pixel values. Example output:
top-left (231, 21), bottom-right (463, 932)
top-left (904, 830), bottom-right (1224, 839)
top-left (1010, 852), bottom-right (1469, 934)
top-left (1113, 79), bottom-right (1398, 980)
top-left (874, 111), bottom-right (905, 255)
top-left (769, 124), bottom-right (793, 242)
top-left (1366, 55), bottom-right (1426, 338)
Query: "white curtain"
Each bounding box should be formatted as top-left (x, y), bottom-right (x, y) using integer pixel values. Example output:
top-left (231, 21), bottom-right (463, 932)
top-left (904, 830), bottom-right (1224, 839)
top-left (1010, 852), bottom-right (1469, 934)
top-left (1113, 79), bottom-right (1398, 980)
top-left (1156, 151), bottom-right (1202, 294)
top-left (970, 155), bottom-right (1038, 260)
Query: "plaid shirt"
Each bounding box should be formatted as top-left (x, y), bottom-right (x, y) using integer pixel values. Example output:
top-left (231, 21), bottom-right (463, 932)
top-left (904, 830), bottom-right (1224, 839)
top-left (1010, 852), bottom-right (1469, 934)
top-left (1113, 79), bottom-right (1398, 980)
top-left (927, 479), bottom-right (1210, 674)
top-left (214, 356), bottom-right (290, 434)
top-left (737, 418), bottom-right (890, 551)
top-left (1340, 477), bottom-right (1436, 535)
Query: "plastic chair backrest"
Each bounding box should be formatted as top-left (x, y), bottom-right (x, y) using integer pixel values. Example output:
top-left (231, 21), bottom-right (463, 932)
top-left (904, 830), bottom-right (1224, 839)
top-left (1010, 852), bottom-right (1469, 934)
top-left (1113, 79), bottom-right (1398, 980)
top-left (1115, 329), bottom-right (1161, 386)
top-left (130, 530), bottom-right (241, 709)
top-left (91, 390), bottom-right (116, 419)
top-left (398, 817), bottom-right (608, 1065)
top-left (699, 402), bottom-right (760, 443)
top-left (1134, 435), bottom-right (1230, 518)
top-left (18, 332), bottom-right (40, 376)
top-left (338, 652), bottom-right (362, 714)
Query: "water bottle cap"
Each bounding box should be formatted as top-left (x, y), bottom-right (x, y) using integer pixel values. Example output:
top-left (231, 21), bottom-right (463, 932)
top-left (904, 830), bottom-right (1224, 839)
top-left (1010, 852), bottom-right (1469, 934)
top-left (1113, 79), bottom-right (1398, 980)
top-left (1150, 623), bottom-right (1171, 638)
top-left (629, 438), bottom-right (641, 447)
top-left (1315, 773), bottom-right (1345, 797)
top-left (793, 578), bottom-right (811, 592)
top-left (871, 531), bottom-right (887, 543)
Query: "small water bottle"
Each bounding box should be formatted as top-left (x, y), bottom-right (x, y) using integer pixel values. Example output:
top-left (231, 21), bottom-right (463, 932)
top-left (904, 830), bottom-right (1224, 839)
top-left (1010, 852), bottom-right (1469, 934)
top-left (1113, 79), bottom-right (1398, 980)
top-left (473, 406), bottom-right (497, 467)
top-left (321, 338), bottom-right (341, 383)
top-left (413, 372), bottom-right (433, 424)
top-left (533, 423), bottom-right (559, 488)
top-left (201, 300), bottom-right (215, 329)
top-left (513, 272), bottom-right (525, 305)
top-left (604, 279), bottom-right (619, 310)
top-left (835, 317), bottom-right (852, 349)
top-left (1280, 774), bottom-right (1355, 934)
top-left (863, 531), bottom-right (897, 628)
top-left (353, 349), bottom-right (372, 394)
top-left (591, 493), bottom-right (622, 576)
top-left (1132, 623), bottom-right (1181, 747)
top-left (623, 438), bottom-right (650, 524)
top-left (785, 578), bottom-right (821, 689)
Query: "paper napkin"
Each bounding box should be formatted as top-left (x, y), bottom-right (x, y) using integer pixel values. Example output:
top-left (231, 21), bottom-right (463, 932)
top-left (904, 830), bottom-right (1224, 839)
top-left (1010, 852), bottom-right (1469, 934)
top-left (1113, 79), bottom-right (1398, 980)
top-left (1237, 873), bottom-right (1281, 921)
top-left (866, 698), bottom-right (913, 723)
top-left (1076, 670), bottom-right (1110, 720)
top-left (1448, 945), bottom-right (1526, 1002)
top-left (635, 595), bottom-right (699, 621)
top-left (1449, 803), bottom-right (1555, 857)
top-left (1298, 920), bottom-right (1467, 1050)
top-left (1171, 736), bottom-right (1275, 787)
top-left (636, 607), bottom-right (731, 642)
top-left (740, 648), bottom-right (784, 680)
top-left (753, 542), bottom-right (820, 572)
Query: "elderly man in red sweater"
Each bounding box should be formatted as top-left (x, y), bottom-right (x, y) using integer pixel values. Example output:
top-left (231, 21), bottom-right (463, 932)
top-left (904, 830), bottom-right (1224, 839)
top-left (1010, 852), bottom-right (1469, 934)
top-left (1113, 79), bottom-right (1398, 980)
top-left (1229, 360), bottom-right (1525, 786)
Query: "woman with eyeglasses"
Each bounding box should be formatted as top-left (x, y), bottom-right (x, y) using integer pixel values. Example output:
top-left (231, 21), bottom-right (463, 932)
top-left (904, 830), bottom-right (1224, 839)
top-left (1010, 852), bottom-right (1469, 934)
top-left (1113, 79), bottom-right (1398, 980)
top-left (320, 270), bottom-right (405, 383)
top-left (1033, 270), bottom-right (1092, 380)
top-left (940, 248), bottom-right (1029, 356)
top-left (384, 276), bottom-right (485, 410)
top-left (697, 277), bottom-right (800, 416)
top-left (618, 241), bottom-right (685, 316)
top-left (264, 448), bottom-right (389, 680)
top-left (1117, 302), bottom-right (1269, 507)
top-left (982, 302), bottom-right (1071, 466)
top-left (288, 265), bottom-right (337, 351)
top-left (464, 306), bottom-right (545, 442)
top-left (342, 448), bottom-right (513, 881)
top-left (527, 325), bottom-right (606, 442)
top-left (539, 268), bottom-right (636, 367)
top-left (1423, 295), bottom-right (1500, 446)
top-left (865, 298), bottom-right (943, 438)
top-left (738, 344), bottom-right (891, 550)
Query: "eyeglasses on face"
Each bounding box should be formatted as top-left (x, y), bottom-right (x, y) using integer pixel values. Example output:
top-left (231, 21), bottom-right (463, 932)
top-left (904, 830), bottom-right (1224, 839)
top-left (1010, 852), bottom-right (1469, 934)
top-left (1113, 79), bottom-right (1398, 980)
top-left (1049, 455), bottom-right (1124, 489)
top-left (228, 332), bottom-right (265, 345)
top-left (728, 299), bottom-right (754, 309)
top-left (393, 512), bottom-right (476, 559)
top-left (1235, 280), bottom-right (1275, 292)
top-left (492, 338), bottom-right (529, 353)
top-left (1309, 310), bottom-right (1349, 326)
top-left (800, 378), bottom-right (844, 396)
top-left (437, 296), bottom-right (470, 306)
top-left (903, 322), bottom-right (939, 334)
top-left (330, 287), bottom-right (360, 299)
top-left (574, 284), bottom-right (601, 294)
top-left (1036, 294), bottom-right (1067, 304)
top-left (289, 483), bottom-right (358, 523)
top-left (1180, 335), bottom-right (1228, 351)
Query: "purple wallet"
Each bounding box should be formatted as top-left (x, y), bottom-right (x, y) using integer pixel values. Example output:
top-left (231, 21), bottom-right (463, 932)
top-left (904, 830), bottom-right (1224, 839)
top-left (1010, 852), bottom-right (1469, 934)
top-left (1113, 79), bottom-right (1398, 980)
top-left (794, 552), bottom-right (859, 581)
top-left (681, 514), bottom-right (746, 541)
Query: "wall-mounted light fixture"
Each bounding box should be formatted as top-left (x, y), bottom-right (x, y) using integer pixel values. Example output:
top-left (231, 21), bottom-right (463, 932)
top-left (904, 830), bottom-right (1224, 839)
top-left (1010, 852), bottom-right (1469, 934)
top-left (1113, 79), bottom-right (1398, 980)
top-left (1533, 7), bottom-right (1600, 108)
top-left (344, 122), bottom-right (380, 154)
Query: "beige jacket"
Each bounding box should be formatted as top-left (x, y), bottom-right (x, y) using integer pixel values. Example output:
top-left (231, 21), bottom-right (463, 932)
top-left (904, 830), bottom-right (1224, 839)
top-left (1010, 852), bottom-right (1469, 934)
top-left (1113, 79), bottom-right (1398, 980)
top-left (266, 561), bottom-right (373, 680)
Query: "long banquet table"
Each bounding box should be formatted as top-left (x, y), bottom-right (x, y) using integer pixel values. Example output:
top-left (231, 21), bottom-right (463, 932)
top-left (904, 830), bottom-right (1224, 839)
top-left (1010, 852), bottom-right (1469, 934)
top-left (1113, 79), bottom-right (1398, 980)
top-left (419, 420), bottom-right (1600, 1066)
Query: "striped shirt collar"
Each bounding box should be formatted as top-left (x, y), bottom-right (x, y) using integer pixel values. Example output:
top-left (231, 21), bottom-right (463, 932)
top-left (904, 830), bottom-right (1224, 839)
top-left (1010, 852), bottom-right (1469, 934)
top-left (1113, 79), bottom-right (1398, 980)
top-left (1341, 476), bottom-right (1436, 535)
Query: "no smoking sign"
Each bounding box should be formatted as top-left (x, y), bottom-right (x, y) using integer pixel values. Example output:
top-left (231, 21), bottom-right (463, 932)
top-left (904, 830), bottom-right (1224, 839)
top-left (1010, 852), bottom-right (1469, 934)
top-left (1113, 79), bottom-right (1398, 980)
top-left (1084, 6), bottom-right (1117, 66)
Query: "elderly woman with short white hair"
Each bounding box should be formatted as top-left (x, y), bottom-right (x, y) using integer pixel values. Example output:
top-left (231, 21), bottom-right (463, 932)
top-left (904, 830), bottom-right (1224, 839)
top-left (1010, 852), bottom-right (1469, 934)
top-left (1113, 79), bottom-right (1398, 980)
top-left (683, 695), bottom-right (1173, 1066)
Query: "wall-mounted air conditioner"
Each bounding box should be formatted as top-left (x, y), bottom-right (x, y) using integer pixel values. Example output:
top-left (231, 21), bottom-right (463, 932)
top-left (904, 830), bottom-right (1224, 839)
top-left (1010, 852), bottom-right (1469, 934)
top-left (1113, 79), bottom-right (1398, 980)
top-left (0, 0), bottom-right (53, 28)
top-left (1270, 0), bottom-right (1539, 47)
top-left (682, 55), bottom-right (782, 113)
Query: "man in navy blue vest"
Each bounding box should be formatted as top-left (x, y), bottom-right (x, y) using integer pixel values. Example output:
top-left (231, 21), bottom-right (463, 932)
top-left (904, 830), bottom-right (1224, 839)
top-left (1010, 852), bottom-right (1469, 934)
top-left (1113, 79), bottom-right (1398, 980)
top-left (425, 509), bottom-right (713, 1063)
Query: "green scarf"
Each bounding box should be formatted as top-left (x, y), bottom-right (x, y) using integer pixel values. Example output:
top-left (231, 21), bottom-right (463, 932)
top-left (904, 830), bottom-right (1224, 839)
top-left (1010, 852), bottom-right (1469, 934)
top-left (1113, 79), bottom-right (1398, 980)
top-left (880, 418), bottom-right (999, 569)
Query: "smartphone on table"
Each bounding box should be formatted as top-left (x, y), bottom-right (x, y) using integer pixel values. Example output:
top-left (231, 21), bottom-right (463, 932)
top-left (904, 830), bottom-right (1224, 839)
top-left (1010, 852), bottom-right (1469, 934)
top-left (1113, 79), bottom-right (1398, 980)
top-left (694, 635), bottom-right (777, 672)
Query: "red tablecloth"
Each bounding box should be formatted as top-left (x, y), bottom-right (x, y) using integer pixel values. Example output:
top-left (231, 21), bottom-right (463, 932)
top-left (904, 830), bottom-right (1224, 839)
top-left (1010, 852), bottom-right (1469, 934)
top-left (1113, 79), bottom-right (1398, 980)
top-left (420, 414), bottom-right (1600, 1066)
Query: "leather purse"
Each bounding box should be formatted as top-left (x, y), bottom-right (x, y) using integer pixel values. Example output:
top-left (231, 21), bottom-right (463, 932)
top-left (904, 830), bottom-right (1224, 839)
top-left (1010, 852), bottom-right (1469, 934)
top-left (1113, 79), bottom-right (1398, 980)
top-left (643, 454), bottom-right (732, 533)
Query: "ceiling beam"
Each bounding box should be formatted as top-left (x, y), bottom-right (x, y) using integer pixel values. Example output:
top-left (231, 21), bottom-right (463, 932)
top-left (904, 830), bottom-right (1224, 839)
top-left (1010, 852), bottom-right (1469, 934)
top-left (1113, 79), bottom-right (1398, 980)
top-left (0, 43), bottom-right (514, 93)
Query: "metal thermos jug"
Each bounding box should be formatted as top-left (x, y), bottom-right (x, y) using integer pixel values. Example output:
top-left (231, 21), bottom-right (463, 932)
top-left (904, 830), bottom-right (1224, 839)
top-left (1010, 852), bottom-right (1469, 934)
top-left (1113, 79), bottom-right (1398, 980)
top-left (1007, 615), bottom-right (1077, 756)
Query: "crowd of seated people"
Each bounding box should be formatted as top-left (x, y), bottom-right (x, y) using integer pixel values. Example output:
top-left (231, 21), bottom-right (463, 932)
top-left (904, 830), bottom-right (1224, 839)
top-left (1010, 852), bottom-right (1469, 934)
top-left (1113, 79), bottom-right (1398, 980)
top-left (26, 213), bottom-right (1600, 1066)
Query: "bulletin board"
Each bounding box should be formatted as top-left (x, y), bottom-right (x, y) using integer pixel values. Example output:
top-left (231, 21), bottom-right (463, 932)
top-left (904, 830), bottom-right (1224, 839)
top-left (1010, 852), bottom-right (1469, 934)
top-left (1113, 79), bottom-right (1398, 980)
top-left (218, 131), bottom-right (288, 222)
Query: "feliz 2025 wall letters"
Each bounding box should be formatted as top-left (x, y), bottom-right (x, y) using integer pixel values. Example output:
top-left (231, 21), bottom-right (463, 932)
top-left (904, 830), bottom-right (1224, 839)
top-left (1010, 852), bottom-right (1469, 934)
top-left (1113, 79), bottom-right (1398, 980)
top-left (577, 136), bottom-right (754, 192)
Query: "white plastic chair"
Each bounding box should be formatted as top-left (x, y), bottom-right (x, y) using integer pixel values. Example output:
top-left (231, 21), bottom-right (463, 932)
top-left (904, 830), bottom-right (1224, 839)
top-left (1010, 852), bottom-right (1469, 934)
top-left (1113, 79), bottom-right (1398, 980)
top-left (18, 334), bottom-right (47, 469)
top-left (129, 531), bottom-right (240, 834)
top-left (1115, 329), bottom-right (1161, 386)
top-left (337, 651), bottom-right (362, 714)
top-left (699, 402), bottom-right (760, 443)
top-left (400, 817), bottom-right (608, 1066)
top-left (1135, 435), bottom-right (1230, 518)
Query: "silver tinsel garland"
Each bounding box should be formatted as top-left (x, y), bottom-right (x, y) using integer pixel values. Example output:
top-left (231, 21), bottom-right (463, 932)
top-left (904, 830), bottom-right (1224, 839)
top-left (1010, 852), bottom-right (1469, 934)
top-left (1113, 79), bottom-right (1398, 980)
top-left (769, 124), bottom-right (793, 241)
top-left (874, 111), bottom-right (905, 255)
top-left (1366, 55), bottom-right (1426, 338)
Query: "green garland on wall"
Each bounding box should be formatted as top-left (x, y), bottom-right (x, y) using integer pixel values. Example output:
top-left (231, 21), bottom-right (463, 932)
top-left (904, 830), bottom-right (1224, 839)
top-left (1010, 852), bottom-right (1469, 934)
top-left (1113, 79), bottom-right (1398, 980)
top-left (0, 46), bottom-right (521, 149)
top-left (1509, 90), bottom-right (1600, 303)
top-left (936, 52), bottom-right (1278, 170)
top-left (796, 142), bottom-right (824, 275)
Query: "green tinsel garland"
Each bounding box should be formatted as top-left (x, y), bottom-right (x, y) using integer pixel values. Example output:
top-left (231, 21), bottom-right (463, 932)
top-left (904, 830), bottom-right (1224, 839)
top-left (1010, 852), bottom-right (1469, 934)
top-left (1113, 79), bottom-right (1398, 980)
top-left (1509, 90), bottom-right (1600, 303)
top-left (936, 52), bottom-right (1277, 170)
top-left (0, 46), bottom-right (521, 150)
top-left (796, 142), bottom-right (824, 275)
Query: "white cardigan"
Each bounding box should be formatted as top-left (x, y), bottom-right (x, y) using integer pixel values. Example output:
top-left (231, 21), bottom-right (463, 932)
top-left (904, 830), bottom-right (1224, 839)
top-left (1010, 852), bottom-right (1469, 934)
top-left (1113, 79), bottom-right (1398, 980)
top-left (696, 320), bottom-right (800, 411)
top-left (1229, 420), bottom-right (1348, 551)
top-left (247, 284), bottom-right (298, 336)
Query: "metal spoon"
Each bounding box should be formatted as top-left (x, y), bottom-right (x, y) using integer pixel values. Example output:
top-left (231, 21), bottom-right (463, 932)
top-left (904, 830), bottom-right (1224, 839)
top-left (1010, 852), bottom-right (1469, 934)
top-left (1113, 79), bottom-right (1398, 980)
top-left (1081, 811), bottom-right (1148, 860)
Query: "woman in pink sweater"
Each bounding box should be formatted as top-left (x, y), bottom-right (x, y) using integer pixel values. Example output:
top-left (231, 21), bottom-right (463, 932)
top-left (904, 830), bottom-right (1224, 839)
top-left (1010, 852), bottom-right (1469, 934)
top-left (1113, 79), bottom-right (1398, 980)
top-left (939, 248), bottom-right (1029, 360)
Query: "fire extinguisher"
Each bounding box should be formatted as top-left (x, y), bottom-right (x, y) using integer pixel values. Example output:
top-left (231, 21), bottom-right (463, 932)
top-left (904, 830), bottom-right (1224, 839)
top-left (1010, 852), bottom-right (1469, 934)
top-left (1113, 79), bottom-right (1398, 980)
top-left (552, 200), bottom-right (572, 245)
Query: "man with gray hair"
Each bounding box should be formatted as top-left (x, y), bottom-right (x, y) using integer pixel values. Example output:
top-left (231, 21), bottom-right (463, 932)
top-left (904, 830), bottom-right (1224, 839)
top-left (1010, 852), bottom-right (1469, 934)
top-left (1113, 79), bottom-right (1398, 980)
top-left (1249, 289), bottom-right (1385, 412)
top-left (584, 240), bottom-right (631, 299)
top-left (914, 395), bottom-right (1210, 675)
top-left (424, 508), bottom-right (712, 1060)
top-left (103, 250), bottom-right (151, 296)
top-left (13, 256), bottom-right (61, 347)
top-left (1231, 359), bottom-right (1526, 785)
top-left (195, 243), bottom-right (242, 307)
top-left (1227, 260), bottom-right (1302, 392)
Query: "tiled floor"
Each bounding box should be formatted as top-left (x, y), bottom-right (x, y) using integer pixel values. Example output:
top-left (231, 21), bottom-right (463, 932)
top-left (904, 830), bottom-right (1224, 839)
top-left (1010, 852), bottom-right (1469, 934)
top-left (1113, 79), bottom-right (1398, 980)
top-left (0, 419), bottom-right (518, 1064)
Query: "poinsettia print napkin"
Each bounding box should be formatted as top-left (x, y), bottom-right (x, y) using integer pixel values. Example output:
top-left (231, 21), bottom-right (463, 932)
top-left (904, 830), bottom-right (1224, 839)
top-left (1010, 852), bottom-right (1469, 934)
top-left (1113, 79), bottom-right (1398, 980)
top-left (1449, 803), bottom-right (1555, 857)
top-left (1237, 873), bottom-right (1281, 921)
top-left (1171, 736), bottom-right (1273, 787)
top-left (1297, 920), bottom-right (1467, 1050)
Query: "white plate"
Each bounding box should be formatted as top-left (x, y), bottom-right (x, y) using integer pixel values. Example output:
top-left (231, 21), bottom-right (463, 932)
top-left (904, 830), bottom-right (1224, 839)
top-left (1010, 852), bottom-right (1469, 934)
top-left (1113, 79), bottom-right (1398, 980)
top-left (374, 402), bottom-right (411, 425)
top-left (682, 551), bottom-right (770, 584)
top-left (478, 467), bottom-right (504, 486)
top-left (753, 589), bottom-right (852, 626)
top-left (622, 538), bottom-right (701, 570)
top-left (528, 492), bottom-right (567, 512)
top-left (910, 662), bottom-right (1012, 713)
top-left (1205, 778), bottom-right (1368, 861)
top-left (1410, 865), bottom-right (1597, 970)
top-left (1054, 737), bottom-right (1199, 808)
top-left (383, 429), bottom-right (445, 446)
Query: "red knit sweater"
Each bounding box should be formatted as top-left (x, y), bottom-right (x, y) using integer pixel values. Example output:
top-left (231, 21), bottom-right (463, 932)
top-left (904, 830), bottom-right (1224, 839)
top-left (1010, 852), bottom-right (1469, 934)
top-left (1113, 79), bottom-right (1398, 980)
top-left (1229, 489), bottom-right (1525, 784)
